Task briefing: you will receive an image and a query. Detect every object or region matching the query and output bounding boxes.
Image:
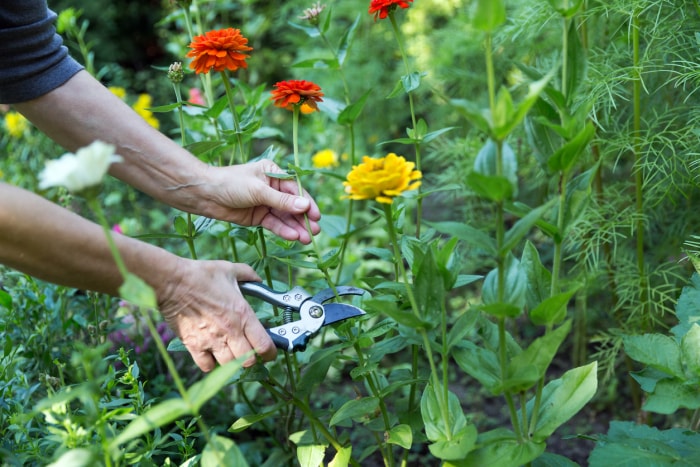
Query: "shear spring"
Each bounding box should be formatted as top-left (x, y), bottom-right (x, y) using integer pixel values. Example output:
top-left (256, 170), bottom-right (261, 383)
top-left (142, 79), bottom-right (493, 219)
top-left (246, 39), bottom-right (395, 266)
top-left (283, 307), bottom-right (294, 324)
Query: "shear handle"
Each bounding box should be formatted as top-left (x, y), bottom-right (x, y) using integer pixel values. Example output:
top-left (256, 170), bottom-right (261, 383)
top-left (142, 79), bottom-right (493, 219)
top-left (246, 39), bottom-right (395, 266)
top-left (239, 281), bottom-right (310, 309)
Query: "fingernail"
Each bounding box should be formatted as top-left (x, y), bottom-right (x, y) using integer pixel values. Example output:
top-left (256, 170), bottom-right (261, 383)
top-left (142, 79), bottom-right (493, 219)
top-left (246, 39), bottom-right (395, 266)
top-left (293, 197), bottom-right (309, 210)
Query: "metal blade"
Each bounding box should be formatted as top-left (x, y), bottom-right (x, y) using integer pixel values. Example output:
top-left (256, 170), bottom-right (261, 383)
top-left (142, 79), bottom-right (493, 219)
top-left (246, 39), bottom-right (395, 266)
top-left (312, 285), bottom-right (366, 304)
top-left (322, 303), bottom-right (366, 326)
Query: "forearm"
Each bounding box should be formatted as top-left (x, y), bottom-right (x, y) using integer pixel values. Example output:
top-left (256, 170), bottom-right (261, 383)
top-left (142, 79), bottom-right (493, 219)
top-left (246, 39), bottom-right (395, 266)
top-left (0, 183), bottom-right (180, 298)
top-left (13, 70), bottom-right (211, 214)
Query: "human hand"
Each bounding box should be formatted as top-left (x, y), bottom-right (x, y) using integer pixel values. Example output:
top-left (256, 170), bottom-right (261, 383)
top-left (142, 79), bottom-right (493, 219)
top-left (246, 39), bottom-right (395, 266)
top-left (198, 160), bottom-right (321, 244)
top-left (157, 258), bottom-right (276, 371)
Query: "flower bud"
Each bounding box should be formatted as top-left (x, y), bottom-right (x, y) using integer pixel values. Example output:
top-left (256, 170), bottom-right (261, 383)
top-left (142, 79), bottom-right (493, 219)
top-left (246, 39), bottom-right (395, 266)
top-left (168, 61), bottom-right (184, 83)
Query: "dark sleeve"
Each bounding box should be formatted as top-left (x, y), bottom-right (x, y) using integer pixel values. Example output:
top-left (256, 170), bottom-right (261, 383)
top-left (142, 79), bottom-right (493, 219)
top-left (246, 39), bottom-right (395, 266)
top-left (0, 0), bottom-right (83, 104)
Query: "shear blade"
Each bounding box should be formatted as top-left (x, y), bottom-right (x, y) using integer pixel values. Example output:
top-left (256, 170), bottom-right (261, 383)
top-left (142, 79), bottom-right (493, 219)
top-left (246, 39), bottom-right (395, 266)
top-left (312, 286), bottom-right (366, 304)
top-left (322, 303), bottom-right (366, 326)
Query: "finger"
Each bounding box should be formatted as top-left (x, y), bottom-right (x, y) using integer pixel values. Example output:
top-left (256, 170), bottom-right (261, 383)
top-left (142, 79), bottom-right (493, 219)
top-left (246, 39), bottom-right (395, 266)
top-left (245, 319), bottom-right (277, 363)
top-left (231, 263), bottom-right (262, 282)
top-left (190, 349), bottom-right (217, 373)
top-left (211, 344), bottom-right (235, 367)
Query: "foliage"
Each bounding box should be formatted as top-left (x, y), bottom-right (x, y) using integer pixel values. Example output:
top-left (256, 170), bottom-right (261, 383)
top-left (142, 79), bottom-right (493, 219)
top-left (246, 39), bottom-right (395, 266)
top-left (3, 0), bottom-right (700, 465)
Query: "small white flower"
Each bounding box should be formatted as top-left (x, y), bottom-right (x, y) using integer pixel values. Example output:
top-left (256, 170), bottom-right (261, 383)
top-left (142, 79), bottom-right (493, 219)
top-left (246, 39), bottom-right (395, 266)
top-left (39, 140), bottom-right (123, 193)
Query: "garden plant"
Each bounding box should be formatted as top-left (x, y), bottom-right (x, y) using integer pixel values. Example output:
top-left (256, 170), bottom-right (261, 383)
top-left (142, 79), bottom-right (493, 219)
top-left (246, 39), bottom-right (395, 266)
top-left (2, 0), bottom-right (700, 465)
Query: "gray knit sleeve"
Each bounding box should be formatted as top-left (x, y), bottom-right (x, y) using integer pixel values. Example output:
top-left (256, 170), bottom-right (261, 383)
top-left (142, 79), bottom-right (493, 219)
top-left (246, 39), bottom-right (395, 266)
top-left (0, 0), bottom-right (83, 104)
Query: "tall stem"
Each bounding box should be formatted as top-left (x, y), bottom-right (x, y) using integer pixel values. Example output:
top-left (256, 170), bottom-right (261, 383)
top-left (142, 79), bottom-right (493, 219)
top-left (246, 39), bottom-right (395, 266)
top-left (389, 13), bottom-right (423, 238)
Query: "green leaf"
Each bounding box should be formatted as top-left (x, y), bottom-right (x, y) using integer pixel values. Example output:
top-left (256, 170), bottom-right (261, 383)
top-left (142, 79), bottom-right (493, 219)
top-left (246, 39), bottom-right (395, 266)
top-left (450, 428), bottom-right (545, 467)
top-left (471, 0), bottom-right (505, 32)
top-left (201, 435), bottom-right (249, 467)
top-left (501, 199), bottom-right (556, 256)
top-left (329, 397), bottom-right (380, 426)
top-left (287, 21), bottom-right (320, 38)
top-left (229, 402), bottom-right (287, 433)
top-left (188, 358), bottom-right (246, 411)
top-left (428, 426), bottom-right (478, 461)
top-left (528, 361), bottom-right (598, 442)
top-left (547, 122), bottom-right (595, 174)
top-left (681, 323), bottom-right (700, 375)
top-left (173, 214), bottom-right (189, 235)
top-left (421, 383), bottom-right (477, 460)
top-left (447, 309), bottom-right (479, 351)
top-left (387, 424), bottom-right (413, 449)
top-left (147, 102), bottom-right (181, 113)
top-left (643, 378), bottom-right (700, 414)
top-left (413, 246), bottom-right (445, 320)
top-left (589, 421), bottom-right (700, 466)
top-left (474, 140), bottom-right (518, 195)
top-left (453, 342), bottom-right (502, 394)
top-left (0, 289), bottom-right (12, 309)
top-left (292, 57), bottom-right (338, 69)
top-left (337, 15), bottom-right (360, 66)
top-left (119, 273), bottom-right (157, 309)
top-left (402, 71), bottom-right (426, 94)
top-left (110, 397), bottom-right (190, 451)
top-left (520, 241), bottom-right (553, 311)
top-left (493, 70), bottom-right (556, 141)
top-left (564, 18), bottom-right (587, 100)
top-left (427, 221), bottom-right (497, 254)
top-left (185, 140), bottom-right (225, 159)
top-left (46, 449), bottom-right (96, 467)
top-left (623, 334), bottom-right (684, 378)
top-left (503, 321), bottom-right (572, 393)
top-left (338, 89), bottom-right (372, 125)
top-left (466, 172), bottom-right (513, 202)
top-left (329, 446), bottom-right (352, 467)
top-left (450, 98), bottom-right (491, 134)
top-left (296, 445), bottom-right (327, 467)
top-left (529, 287), bottom-right (580, 326)
top-left (482, 254), bottom-right (526, 310)
top-left (672, 273), bottom-right (700, 338)
top-left (547, 0), bottom-right (584, 18)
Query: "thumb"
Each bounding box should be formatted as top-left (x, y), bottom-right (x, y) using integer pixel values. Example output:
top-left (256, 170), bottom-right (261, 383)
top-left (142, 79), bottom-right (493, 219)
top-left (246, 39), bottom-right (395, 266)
top-left (259, 185), bottom-right (310, 214)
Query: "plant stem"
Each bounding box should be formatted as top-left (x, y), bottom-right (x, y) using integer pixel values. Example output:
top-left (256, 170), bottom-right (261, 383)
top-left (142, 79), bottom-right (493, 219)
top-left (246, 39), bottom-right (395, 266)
top-left (389, 13), bottom-right (423, 238)
top-left (220, 71), bottom-right (246, 164)
top-left (383, 203), bottom-right (452, 440)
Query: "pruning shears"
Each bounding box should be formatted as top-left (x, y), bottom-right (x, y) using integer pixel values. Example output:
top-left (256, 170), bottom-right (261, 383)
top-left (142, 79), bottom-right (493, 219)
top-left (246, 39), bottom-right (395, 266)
top-left (239, 282), bottom-right (367, 352)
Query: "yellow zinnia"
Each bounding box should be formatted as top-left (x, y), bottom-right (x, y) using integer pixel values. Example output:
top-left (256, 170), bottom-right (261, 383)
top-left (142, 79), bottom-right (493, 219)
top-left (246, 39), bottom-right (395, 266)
top-left (108, 86), bottom-right (127, 100)
top-left (343, 153), bottom-right (422, 204)
top-left (312, 149), bottom-right (339, 169)
top-left (132, 94), bottom-right (160, 129)
top-left (4, 111), bottom-right (28, 138)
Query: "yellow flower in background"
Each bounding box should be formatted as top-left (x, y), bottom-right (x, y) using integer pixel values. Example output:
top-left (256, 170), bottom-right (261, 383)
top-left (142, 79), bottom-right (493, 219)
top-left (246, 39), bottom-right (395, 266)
top-left (108, 86), bottom-right (127, 100)
top-left (132, 94), bottom-right (160, 129)
top-left (343, 152), bottom-right (422, 204)
top-left (4, 111), bottom-right (28, 138)
top-left (312, 149), bottom-right (339, 169)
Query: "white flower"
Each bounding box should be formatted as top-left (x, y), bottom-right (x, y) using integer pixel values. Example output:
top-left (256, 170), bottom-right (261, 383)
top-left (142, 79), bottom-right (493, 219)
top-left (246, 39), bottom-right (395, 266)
top-left (39, 140), bottom-right (122, 194)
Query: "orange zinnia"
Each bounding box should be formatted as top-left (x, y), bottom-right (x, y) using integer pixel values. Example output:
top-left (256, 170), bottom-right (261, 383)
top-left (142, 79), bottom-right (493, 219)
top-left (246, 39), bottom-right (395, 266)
top-left (270, 80), bottom-right (324, 112)
top-left (186, 28), bottom-right (253, 74)
top-left (368, 0), bottom-right (413, 20)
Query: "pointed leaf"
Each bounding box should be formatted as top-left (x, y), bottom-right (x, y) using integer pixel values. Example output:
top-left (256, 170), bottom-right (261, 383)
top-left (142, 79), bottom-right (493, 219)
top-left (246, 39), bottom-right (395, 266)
top-left (471, 0), bottom-right (505, 32)
top-left (528, 361), bottom-right (598, 442)
top-left (201, 435), bottom-right (249, 467)
top-left (623, 334), bottom-right (684, 378)
top-left (387, 424), bottom-right (413, 449)
top-left (329, 397), bottom-right (379, 426)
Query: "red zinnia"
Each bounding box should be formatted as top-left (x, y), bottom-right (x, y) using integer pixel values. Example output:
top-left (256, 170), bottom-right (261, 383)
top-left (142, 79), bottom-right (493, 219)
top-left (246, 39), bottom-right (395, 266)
top-left (270, 80), bottom-right (324, 112)
top-left (368, 0), bottom-right (413, 20)
top-left (186, 28), bottom-right (253, 74)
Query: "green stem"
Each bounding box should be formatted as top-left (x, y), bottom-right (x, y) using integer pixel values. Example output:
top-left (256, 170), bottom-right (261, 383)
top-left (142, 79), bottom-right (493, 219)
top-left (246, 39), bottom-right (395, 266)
top-left (292, 107), bottom-right (335, 289)
top-left (353, 343), bottom-right (395, 466)
top-left (383, 203), bottom-right (451, 440)
top-left (389, 13), bottom-right (423, 238)
top-left (631, 11), bottom-right (649, 331)
top-left (220, 71), bottom-right (246, 164)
